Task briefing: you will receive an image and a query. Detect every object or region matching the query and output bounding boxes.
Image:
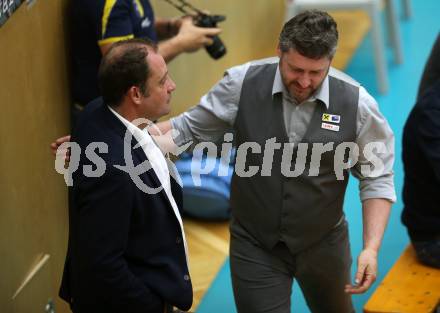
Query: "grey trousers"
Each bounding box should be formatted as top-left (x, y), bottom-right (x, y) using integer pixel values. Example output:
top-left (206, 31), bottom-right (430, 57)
top-left (229, 218), bottom-right (354, 313)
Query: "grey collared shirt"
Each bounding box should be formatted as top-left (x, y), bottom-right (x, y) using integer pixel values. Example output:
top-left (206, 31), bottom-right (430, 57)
top-left (171, 57), bottom-right (396, 202)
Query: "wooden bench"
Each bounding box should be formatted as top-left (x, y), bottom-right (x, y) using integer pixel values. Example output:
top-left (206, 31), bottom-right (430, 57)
top-left (364, 245), bottom-right (440, 313)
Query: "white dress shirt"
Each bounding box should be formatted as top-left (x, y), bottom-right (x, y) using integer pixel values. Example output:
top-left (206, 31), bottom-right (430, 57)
top-left (108, 106), bottom-right (189, 265)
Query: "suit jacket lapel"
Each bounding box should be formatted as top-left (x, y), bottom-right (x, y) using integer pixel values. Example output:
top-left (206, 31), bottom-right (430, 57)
top-left (100, 103), bottom-right (171, 204)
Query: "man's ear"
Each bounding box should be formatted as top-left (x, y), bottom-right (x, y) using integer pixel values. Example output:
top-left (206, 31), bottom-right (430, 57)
top-left (277, 44), bottom-right (282, 58)
top-left (128, 86), bottom-right (142, 105)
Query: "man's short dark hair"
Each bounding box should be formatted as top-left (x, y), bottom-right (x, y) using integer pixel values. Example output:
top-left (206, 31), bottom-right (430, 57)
top-left (279, 10), bottom-right (338, 59)
top-left (98, 38), bottom-right (158, 107)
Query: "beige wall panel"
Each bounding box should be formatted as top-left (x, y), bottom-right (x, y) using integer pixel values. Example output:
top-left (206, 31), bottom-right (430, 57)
top-left (151, 0), bottom-right (286, 117)
top-left (0, 1), bottom-right (285, 312)
top-left (11, 254), bottom-right (53, 313)
top-left (0, 1), bottom-right (70, 312)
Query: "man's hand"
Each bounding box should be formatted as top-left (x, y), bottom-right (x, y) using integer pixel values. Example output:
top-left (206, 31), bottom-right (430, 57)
top-left (50, 135), bottom-right (71, 161)
top-left (173, 16), bottom-right (221, 53)
top-left (345, 248), bottom-right (377, 294)
top-left (158, 16), bottom-right (221, 62)
top-left (345, 198), bottom-right (392, 294)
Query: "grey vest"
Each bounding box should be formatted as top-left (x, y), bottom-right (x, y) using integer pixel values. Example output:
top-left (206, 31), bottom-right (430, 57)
top-left (231, 62), bottom-right (359, 254)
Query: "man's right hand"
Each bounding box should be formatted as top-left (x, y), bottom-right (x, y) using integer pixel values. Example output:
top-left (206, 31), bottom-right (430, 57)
top-left (50, 135), bottom-right (71, 161)
top-left (174, 16), bottom-right (221, 53)
top-left (158, 16), bottom-right (221, 62)
top-left (344, 248), bottom-right (378, 294)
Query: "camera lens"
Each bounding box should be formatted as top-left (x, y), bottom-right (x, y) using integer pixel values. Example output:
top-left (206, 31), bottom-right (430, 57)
top-left (195, 14), bottom-right (227, 60)
top-left (206, 36), bottom-right (227, 59)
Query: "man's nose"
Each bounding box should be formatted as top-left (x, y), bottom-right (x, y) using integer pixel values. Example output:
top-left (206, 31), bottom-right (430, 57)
top-left (297, 74), bottom-right (311, 88)
top-left (168, 79), bottom-right (176, 92)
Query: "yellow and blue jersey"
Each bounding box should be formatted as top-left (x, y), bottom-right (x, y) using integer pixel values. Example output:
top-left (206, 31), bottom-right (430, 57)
top-left (71, 0), bottom-right (157, 105)
top-left (98, 0), bottom-right (157, 46)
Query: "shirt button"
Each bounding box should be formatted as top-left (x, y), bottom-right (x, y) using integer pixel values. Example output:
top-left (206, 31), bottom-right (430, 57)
top-left (184, 274), bottom-right (190, 281)
top-left (176, 237), bottom-right (182, 244)
top-left (283, 194), bottom-right (290, 200)
top-left (289, 133), bottom-right (297, 141)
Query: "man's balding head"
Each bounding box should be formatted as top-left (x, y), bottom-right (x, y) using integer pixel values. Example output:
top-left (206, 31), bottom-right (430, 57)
top-left (98, 38), bottom-right (157, 107)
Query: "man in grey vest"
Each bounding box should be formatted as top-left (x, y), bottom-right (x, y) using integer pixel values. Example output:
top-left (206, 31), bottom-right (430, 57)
top-left (160, 10), bottom-right (396, 313)
top-left (52, 9), bottom-right (395, 313)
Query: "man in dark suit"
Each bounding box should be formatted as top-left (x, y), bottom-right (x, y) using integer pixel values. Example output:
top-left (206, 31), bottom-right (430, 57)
top-left (417, 33), bottom-right (440, 99)
top-left (59, 38), bottom-right (192, 313)
top-left (401, 79), bottom-right (440, 269)
top-left (401, 33), bottom-right (440, 269)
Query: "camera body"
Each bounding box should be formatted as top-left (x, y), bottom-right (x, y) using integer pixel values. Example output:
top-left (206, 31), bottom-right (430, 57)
top-left (194, 14), bottom-right (227, 60)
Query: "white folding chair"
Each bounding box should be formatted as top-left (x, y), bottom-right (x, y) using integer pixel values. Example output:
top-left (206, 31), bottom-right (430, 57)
top-left (402, 0), bottom-right (412, 19)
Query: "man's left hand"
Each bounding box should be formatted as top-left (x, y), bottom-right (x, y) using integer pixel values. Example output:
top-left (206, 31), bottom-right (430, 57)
top-left (344, 248), bottom-right (378, 294)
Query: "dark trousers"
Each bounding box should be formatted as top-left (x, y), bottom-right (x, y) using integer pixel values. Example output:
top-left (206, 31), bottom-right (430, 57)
top-left (229, 218), bottom-right (354, 313)
top-left (72, 303), bottom-right (174, 313)
top-left (412, 238), bottom-right (440, 269)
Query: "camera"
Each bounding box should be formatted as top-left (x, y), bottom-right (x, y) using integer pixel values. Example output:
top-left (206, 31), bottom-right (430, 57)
top-left (194, 13), bottom-right (227, 59)
top-left (162, 0), bottom-right (227, 60)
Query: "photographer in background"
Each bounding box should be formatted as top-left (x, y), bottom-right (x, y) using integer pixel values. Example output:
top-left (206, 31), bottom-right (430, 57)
top-left (70, 0), bottom-right (221, 125)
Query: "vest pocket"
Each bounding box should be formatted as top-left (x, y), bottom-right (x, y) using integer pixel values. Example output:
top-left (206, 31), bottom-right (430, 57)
top-left (325, 220), bottom-right (348, 246)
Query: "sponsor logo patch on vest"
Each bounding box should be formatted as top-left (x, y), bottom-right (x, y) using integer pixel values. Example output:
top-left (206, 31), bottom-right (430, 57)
top-left (322, 113), bottom-right (341, 124)
top-left (321, 122), bottom-right (340, 132)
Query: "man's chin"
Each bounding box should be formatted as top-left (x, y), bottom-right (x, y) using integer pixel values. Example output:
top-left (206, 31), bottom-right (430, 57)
top-left (163, 107), bottom-right (172, 117)
top-left (292, 91), bottom-right (312, 102)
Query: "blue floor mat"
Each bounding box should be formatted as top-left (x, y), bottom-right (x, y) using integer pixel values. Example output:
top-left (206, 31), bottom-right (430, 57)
top-left (197, 1), bottom-right (440, 312)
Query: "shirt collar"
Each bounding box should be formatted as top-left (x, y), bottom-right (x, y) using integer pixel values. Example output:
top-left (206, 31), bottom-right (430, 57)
top-left (272, 63), bottom-right (330, 109)
top-left (107, 105), bottom-right (154, 148)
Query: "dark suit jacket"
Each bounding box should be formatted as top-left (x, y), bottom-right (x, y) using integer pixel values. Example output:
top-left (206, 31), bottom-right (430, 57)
top-left (418, 33), bottom-right (440, 99)
top-left (59, 99), bottom-right (193, 313)
top-left (402, 80), bottom-right (440, 240)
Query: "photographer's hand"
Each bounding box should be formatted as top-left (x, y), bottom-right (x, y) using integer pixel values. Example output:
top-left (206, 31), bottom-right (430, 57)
top-left (158, 16), bottom-right (221, 62)
top-left (155, 17), bottom-right (181, 39)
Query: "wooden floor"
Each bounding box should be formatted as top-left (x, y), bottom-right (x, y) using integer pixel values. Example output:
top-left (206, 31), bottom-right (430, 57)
top-left (184, 10), bottom-right (370, 311)
top-left (184, 219), bottom-right (230, 310)
top-left (364, 245), bottom-right (440, 313)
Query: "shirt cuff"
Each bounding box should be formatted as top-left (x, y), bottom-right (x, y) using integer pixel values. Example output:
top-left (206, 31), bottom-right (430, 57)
top-left (170, 116), bottom-right (192, 147)
top-left (359, 175), bottom-right (397, 203)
